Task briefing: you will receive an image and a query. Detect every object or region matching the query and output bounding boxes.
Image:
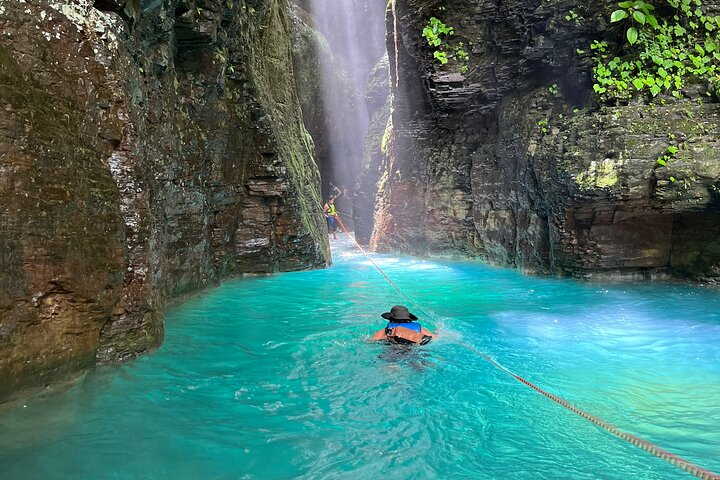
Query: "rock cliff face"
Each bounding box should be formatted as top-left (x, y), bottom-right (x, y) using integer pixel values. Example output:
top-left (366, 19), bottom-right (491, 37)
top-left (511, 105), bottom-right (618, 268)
top-left (0, 0), bottom-right (328, 402)
top-left (355, 54), bottom-right (391, 245)
top-left (368, 0), bottom-right (720, 281)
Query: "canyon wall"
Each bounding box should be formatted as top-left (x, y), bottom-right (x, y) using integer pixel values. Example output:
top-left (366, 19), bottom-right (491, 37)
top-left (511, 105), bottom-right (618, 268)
top-left (366, 0), bottom-right (720, 281)
top-left (0, 0), bottom-right (328, 402)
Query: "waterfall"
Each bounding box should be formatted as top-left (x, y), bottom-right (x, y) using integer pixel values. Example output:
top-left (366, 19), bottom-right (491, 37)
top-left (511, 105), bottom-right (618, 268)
top-left (305, 0), bottom-right (386, 215)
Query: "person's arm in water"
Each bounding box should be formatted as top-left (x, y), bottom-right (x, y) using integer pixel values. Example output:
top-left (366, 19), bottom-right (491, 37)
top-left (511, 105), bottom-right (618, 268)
top-left (370, 329), bottom-right (387, 341)
top-left (420, 327), bottom-right (436, 338)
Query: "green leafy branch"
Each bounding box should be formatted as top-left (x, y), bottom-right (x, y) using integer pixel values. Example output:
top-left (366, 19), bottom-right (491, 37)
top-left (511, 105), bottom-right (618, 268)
top-left (422, 16), bottom-right (470, 73)
top-left (423, 17), bottom-right (454, 64)
top-left (591, 0), bottom-right (720, 99)
top-left (611, 0), bottom-right (659, 45)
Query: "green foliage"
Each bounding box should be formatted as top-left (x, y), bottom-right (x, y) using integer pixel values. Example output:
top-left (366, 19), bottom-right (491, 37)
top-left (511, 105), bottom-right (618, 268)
top-left (592, 0), bottom-right (720, 100)
top-left (422, 16), bottom-right (470, 73)
top-left (455, 43), bottom-right (469, 62)
top-left (454, 42), bottom-right (470, 72)
top-left (423, 17), bottom-right (453, 65)
top-left (548, 83), bottom-right (559, 95)
top-left (423, 17), bottom-right (454, 48)
top-left (656, 140), bottom-right (684, 183)
top-left (565, 9), bottom-right (584, 25)
top-left (537, 118), bottom-right (549, 134)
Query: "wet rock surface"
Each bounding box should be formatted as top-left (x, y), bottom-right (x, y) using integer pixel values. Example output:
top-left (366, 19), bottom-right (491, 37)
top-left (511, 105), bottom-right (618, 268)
top-left (371, 0), bottom-right (720, 281)
top-left (0, 0), bottom-right (328, 402)
top-left (355, 54), bottom-right (391, 245)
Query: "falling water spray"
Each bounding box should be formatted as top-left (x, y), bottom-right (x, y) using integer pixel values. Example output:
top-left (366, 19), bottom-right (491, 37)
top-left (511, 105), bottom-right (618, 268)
top-left (304, 0), bottom-right (386, 221)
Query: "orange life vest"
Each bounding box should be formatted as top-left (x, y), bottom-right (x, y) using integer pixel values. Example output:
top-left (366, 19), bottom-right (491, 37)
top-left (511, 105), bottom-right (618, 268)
top-left (385, 322), bottom-right (432, 345)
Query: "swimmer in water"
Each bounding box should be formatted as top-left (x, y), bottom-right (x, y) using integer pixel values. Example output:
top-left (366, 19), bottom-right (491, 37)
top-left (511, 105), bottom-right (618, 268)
top-left (371, 305), bottom-right (435, 345)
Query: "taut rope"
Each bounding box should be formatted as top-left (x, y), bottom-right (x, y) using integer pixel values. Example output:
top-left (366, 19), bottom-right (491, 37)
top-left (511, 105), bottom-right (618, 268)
top-left (333, 213), bottom-right (719, 479)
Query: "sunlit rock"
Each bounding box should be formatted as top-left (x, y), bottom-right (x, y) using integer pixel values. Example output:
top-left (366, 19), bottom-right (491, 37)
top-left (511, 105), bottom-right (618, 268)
top-left (371, 0), bottom-right (720, 282)
top-left (0, 0), bottom-right (328, 403)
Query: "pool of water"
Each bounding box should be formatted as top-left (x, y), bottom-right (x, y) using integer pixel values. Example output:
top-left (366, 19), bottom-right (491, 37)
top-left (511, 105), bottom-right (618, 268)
top-left (1, 237), bottom-right (719, 479)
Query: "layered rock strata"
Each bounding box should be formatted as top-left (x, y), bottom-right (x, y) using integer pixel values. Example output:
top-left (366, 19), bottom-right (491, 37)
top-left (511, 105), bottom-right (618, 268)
top-left (369, 0), bottom-right (720, 281)
top-left (0, 0), bottom-right (328, 402)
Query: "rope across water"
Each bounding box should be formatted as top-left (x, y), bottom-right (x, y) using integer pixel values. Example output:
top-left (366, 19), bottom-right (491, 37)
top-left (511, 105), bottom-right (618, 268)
top-left (334, 214), bottom-right (720, 480)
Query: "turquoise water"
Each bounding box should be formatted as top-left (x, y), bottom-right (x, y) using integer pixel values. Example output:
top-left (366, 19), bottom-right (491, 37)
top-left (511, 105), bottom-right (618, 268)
top-left (1, 237), bottom-right (719, 479)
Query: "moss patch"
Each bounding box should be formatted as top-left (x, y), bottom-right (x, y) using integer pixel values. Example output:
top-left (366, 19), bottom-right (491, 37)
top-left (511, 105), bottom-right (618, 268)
top-left (575, 159), bottom-right (623, 191)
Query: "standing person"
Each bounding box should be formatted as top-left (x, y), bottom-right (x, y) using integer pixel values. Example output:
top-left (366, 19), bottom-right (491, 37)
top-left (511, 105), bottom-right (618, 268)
top-left (371, 305), bottom-right (435, 345)
top-left (323, 186), bottom-right (342, 240)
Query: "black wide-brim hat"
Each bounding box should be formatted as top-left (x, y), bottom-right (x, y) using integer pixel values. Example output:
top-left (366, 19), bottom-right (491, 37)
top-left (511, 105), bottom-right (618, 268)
top-left (381, 305), bottom-right (418, 321)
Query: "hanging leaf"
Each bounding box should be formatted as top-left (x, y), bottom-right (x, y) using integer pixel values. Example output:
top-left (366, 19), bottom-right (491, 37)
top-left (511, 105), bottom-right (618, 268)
top-left (647, 14), bottom-right (659, 29)
top-left (633, 11), bottom-right (646, 24)
top-left (627, 27), bottom-right (639, 45)
top-left (611, 10), bottom-right (629, 22)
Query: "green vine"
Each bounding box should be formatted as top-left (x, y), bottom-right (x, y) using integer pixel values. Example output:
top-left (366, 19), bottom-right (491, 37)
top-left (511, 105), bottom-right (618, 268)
top-left (592, 0), bottom-right (720, 100)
